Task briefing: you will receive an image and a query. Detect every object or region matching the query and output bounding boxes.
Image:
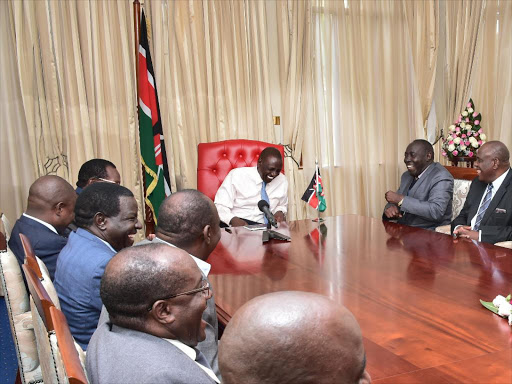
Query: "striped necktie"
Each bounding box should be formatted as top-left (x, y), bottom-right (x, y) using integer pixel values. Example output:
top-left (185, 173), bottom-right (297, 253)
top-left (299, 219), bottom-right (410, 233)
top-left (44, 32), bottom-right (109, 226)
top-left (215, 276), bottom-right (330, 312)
top-left (261, 182), bottom-right (270, 224)
top-left (473, 184), bottom-right (493, 231)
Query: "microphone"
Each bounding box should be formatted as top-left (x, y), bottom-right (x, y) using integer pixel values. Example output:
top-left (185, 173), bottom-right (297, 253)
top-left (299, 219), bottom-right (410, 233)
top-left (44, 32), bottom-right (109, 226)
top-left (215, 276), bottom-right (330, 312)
top-left (258, 200), bottom-right (278, 228)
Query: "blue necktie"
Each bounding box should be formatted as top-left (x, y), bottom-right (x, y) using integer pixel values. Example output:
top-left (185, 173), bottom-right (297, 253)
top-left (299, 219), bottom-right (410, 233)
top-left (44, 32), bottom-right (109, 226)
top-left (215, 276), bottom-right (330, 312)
top-left (193, 348), bottom-right (213, 370)
top-left (261, 182), bottom-right (270, 224)
top-left (473, 184), bottom-right (493, 231)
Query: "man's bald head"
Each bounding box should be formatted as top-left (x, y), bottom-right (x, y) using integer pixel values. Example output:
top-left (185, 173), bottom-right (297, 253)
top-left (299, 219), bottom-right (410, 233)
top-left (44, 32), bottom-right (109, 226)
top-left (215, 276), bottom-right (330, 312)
top-left (156, 190), bottom-right (221, 260)
top-left (101, 243), bottom-right (197, 329)
top-left (475, 141), bottom-right (510, 183)
top-left (26, 175), bottom-right (77, 230)
top-left (219, 291), bottom-right (371, 384)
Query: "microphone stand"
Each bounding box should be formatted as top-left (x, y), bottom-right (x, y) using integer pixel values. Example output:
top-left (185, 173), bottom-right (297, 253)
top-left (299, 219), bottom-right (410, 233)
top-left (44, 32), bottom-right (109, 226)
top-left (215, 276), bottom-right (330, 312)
top-left (262, 217), bottom-right (291, 243)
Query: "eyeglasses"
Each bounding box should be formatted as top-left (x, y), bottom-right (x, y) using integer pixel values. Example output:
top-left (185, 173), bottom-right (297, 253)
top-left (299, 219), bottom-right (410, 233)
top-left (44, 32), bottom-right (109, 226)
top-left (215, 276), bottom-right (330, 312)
top-left (93, 177), bottom-right (120, 184)
top-left (147, 281), bottom-right (210, 312)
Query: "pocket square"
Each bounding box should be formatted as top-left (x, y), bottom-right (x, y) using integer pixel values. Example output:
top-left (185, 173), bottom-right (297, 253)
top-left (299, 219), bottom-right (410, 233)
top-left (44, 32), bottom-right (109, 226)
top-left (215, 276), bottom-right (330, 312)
top-left (495, 208), bottom-right (507, 214)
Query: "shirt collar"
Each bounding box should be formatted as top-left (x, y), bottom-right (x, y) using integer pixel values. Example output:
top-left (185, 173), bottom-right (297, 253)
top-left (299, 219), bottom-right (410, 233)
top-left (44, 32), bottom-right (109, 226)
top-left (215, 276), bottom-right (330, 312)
top-left (155, 237), bottom-right (211, 276)
top-left (23, 213), bottom-right (58, 234)
top-left (164, 338), bottom-right (196, 360)
top-left (491, 168), bottom-right (510, 191)
top-left (417, 164), bottom-right (432, 179)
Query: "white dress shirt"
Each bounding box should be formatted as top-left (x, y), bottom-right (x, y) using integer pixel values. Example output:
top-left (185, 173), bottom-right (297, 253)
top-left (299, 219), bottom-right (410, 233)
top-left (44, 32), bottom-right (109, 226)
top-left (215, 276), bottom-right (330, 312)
top-left (154, 238), bottom-right (211, 276)
top-left (214, 167), bottom-right (288, 225)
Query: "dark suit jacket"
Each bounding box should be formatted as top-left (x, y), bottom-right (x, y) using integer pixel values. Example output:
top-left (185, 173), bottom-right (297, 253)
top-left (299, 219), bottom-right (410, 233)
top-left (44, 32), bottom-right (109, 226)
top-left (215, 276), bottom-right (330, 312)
top-left (8, 215), bottom-right (69, 280)
top-left (383, 162), bottom-right (454, 230)
top-left (86, 322), bottom-right (217, 384)
top-left (451, 169), bottom-right (512, 244)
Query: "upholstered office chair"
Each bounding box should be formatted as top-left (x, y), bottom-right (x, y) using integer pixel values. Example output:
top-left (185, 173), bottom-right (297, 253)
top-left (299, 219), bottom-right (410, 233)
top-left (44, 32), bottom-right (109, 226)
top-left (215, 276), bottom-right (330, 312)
top-left (50, 307), bottom-right (89, 384)
top-left (435, 166), bottom-right (478, 235)
top-left (20, 233), bottom-right (61, 307)
top-left (0, 234), bottom-right (42, 384)
top-left (197, 139), bottom-right (285, 201)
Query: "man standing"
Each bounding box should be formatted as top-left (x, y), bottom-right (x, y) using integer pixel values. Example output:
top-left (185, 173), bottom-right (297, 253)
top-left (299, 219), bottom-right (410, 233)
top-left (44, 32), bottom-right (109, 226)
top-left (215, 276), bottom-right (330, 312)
top-left (215, 147), bottom-right (288, 227)
top-left (137, 190), bottom-right (222, 377)
top-left (219, 291), bottom-right (371, 384)
top-left (9, 175), bottom-right (76, 279)
top-left (75, 159), bottom-right (121, 194)
top-left (54, 182), bottom-right (142, 349)
top-left (452, 141), bottom-right (512, 244)
top-left (383, 139), bottom-right (454, 230)
top-left (86, 244), bottom-right (219, 384)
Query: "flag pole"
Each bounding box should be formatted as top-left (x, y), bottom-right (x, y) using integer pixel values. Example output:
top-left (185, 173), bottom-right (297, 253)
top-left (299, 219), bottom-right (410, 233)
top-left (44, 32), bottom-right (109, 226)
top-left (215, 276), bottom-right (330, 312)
top-left (134, 1), bottom-right (156, 236)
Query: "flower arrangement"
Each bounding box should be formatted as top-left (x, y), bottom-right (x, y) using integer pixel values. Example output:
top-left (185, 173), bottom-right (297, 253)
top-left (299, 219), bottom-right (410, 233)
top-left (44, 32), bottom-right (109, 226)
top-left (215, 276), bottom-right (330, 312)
top-left (442, 99), bottom-right (487, 160)
top-left (480, 293), bottom-right (512, 326)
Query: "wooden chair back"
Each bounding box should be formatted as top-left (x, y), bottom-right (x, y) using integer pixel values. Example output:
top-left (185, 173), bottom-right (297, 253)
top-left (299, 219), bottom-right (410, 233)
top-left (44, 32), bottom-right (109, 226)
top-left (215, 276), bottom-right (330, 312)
top-left (22, 264), bottom-right (54, 331)
top-left (444, 165), bottom-right (478, 181)
top-left (19, 233), bottom-right (43, 279)
top-left (50, 307), bottom-right (89, 384)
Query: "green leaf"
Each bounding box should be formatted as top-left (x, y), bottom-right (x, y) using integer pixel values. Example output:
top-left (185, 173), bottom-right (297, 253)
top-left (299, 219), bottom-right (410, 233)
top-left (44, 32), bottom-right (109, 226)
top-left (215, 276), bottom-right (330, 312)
top-left (506, 294), bottom-right (511, 302)
top-left (480, 299), bottom-right (500, 315)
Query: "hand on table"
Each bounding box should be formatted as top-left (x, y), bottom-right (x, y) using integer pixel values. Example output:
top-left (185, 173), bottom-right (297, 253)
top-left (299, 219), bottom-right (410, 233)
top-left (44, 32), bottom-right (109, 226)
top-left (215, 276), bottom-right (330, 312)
top-left (384, 205), bottom-right (402, 219)
top-left (230, 217), bottom-right (248, 227)
top-left (453, 225), bottom-right (479, 240)
top-left (385, 190), bottom-right (404, 205)
top-left (275, 211), bottom-right (286, 223)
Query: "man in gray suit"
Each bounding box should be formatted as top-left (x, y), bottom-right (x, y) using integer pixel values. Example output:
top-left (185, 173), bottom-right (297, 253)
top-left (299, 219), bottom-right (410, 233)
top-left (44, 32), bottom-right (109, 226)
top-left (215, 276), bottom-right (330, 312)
top-left (137, 189), bottom-right (222, 377)
top-left (86, 244), bottom-right (220, 384)
top-left (383, 139), bottom-right (454, 230)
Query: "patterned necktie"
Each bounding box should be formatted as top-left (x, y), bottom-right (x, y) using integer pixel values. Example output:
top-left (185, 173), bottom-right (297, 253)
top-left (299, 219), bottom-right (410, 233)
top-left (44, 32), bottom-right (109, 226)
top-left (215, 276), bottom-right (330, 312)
top-left (261, 182), bottom-right (270, 224)
top-left (473, 183), bottom-right (493, 231)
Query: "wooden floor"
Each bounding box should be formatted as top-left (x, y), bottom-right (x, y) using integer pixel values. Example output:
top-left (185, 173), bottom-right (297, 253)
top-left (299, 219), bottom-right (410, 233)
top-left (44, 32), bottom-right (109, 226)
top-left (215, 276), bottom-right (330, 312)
top-left (208, 215), bottom-right (512, 383)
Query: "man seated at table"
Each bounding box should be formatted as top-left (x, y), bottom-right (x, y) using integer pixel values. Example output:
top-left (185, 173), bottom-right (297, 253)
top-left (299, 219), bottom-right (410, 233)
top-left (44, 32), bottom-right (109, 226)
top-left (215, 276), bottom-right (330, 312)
top-left (452, 141), bottom-right (512, 244)
top-left (9, 175), bottom-right (76, 280)
top-left (215, 147), bottom-right (288, 227)
top-left (54, 182), bottom-right (142, 350)
top-left (75, 158), bottom-right (121, 194)
top-left (383, 139), bottom-right (453, 230)
top-left (136, 189), bottom-right (222, 377)
top-left (219, 291), bottom-right (371, 384)
top-left (86, 243), bottom-right (219, 384)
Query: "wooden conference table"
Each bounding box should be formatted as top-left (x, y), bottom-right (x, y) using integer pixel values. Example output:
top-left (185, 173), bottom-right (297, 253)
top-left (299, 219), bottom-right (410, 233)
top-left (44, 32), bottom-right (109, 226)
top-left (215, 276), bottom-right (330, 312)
top-left (208, 215), bottom-right (512, 383)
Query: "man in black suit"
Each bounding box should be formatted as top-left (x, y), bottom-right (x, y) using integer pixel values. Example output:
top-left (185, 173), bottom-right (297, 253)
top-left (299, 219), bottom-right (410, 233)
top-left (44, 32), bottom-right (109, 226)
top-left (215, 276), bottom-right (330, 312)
top-left (9, 175), bottom-right (77, 279)
top-left (452, 141), bottom-right (512, 244)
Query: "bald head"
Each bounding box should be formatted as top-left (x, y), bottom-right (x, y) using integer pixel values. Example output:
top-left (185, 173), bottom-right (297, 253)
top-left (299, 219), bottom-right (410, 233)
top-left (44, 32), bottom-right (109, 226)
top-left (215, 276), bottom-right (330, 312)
top-left (475, 141), bottom-right (510, 183)
top-left (219, 292), bottom-right (371, 384)
top-left (156, 190), bottom-right (221, 260)
top-left (483, 141), bottom-right (510, 165)
top-left (101, 243), bottom-right (197, 329)
top-left (26, 175), bottom-right (76, 230)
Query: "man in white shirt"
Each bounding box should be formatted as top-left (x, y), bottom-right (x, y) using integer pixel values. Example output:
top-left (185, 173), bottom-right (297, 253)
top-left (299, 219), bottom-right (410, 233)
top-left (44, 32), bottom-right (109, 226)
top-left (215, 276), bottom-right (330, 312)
top-left (452, 141), bottom-right (512, 243)
top-left (9, 175), bottom-right (77, 279)
top-left (136, 189), bottom-right (222, 377)
top-left (86, 243), bottom-right (219, 384)
top-left (215, 147), bottom-right (288, 227)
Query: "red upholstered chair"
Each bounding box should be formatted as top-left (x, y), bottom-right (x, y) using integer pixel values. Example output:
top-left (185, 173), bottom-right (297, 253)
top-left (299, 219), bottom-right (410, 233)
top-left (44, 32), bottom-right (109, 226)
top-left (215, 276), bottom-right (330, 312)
top-left (197, 140), bottom-right (285, 201)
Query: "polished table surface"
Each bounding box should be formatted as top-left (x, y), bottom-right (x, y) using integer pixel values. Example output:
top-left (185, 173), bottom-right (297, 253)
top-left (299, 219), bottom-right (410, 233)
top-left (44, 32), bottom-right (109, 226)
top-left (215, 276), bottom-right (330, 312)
top-left (208, 215), bottom-right (512, 383)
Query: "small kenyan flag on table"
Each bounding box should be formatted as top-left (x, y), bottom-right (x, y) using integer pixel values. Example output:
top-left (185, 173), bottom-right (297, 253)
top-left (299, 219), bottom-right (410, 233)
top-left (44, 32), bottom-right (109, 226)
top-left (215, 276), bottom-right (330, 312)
top-left (301, 165), bottom-right (326, 212)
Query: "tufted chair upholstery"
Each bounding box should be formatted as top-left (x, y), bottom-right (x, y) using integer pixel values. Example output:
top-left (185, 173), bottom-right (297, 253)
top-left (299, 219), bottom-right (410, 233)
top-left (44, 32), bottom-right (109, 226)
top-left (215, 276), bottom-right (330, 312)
top-left (197, 140), bottom-right (285, 201)
top-left (435, 166), bottom-right (478, 235)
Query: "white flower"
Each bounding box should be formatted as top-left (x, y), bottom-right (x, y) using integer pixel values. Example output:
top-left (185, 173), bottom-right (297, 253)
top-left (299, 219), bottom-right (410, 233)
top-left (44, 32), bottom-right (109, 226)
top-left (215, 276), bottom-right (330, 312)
top-left (468, 108), bottom-right (474, 113)
top-left (493, 295), bottom-right (508, 308)
top-left (469, 136), bottom-right (477, 143)
top-left (480, 134), bottom-right (487, 141)
top-left (448, 144), bottom-right (456, 152)
top-left (449, 125), bottom-right (456, 132)
top-left (472, 141), bottom-right (479, 148)
top-left (454, 137), bottom-right (461, 144)
top-left (462, 111), bottom-right (469, 117)
top-left (497, 301), bottom-right (512, 317)
top-left (481, 140), bottom-right (486, 145)
top-left (466, 125), bottom-right (472, 130)
top-left (460, 122), bottom-right (466, 128)
top-left (509, 316), bottom-right (512, 326)
top-left (460, 145), bottom-right (467, 151)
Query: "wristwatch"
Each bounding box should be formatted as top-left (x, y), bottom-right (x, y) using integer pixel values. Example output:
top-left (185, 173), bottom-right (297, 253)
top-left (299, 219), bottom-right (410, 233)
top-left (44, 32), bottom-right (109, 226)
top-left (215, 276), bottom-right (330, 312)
top-left (397, 198), bottom-right (404, 207)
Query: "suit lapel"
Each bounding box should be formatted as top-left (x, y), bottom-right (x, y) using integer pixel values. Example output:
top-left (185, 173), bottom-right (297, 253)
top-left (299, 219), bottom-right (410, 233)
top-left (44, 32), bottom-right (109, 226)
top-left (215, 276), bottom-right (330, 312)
top-left (482, 169), bottom-right (512, 225)
top-left (408, 163), bottom-right (436, 196)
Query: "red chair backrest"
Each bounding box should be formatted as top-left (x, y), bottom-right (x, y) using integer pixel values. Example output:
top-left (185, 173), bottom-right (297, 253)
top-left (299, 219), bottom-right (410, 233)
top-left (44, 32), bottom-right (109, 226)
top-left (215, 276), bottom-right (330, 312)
top-left (197, 139), bottom-right (285, 201)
